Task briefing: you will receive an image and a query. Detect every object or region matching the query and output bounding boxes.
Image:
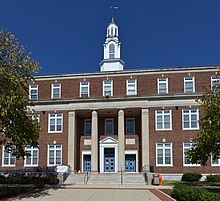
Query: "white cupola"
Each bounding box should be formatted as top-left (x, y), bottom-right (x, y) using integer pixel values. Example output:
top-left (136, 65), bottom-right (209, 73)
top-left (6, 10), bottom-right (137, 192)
top-left (100, 18), bottom-right (125, 72)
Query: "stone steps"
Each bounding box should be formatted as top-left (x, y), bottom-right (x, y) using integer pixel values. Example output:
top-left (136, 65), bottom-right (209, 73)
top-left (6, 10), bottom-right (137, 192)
top-left (64, 173), bottom-right (146, 185)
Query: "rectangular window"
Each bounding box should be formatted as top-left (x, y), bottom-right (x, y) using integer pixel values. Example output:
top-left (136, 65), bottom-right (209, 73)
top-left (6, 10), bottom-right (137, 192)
top-left (103, 80), bottom-right (113, 96)
top-left (80, 81), bottom-right (89, 97)
top-left (24, 146), bottom-right (39, 166)
top-left (182, 109), bottom-right (199, 130)
top-left (156, 110), bottom-right (172, 130)
top-left (52, 83), bottom-right (61, 99)
top-left (2, 145), bottom-right (16, 166)
top-left (105, 118), bottom-right (114, 135)
top-left (156, 143), bottom-right (172, 166)
top-left (158, 78), bottom-right (168, 94)
top-left (48, 144), bottom-right (62, 166)
top-left (126, 118), bottom-right (135, 134)
top-left (212, 155), bottom-right (220, 166)
top-left (84, 119), bottom-right (92, 136)
top-left (29, 84), bottom-right (38, 100)
top-left (183, 142), bottom-right (199, 166)
top-left (126, 79), bottom-right (137, 95)
top-left (184, 77), bottom-right (195, 93)
top-left (48, 113), bottom-right (63, 133)
top-left (211, 75), bottom-right (220, 91)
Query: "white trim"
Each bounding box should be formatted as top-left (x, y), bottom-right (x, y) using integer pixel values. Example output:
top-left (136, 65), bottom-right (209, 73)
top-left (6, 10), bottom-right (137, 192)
top-left (99, 137), bottom-right (118, 173)
top-left (155, 109), bottom-right (172, 131)
top-left (80, 81), bottom-right (90, 97)
top-left (2, 145), bottom-right (16, 167)
top-left (51, 83), bottom-right (61, 99)
top-left (82, 150), bottom-right (91, 172)
top-left (184, 76), bottom-right (195, 93)
top-left (24, 146), bottom-right (39, 167)
top-left (47, 144), bottom-right (62, 166)
top-left (157, 78), bottom-right (168, 94)
top-left (29, 84), bottom-right (38, 100)
top-left (183, 142), bottom-right (200, 167)
top-left (156, 142), bottom-right (173, 167)
top-left (103, 80), bottom-right (113, 96)
top-left (126, 79), bottom-right (137, 95)
top-left (211, 75), bottom-right (220, 91)
top-left (125, 150), bottom-right (138, 173)
top-left (48, 113), bottom-right (63, 133)
top-left (182, 108), bottom-right (199, 130)
top-left (211, 153), bottom-right (220, 166)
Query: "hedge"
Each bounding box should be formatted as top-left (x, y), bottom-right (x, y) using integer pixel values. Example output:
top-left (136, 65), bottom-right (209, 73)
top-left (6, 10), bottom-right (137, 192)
top-left (181, 172), bottom-right (202, 182)
top-left (206, 175), bottom-right (220, 182)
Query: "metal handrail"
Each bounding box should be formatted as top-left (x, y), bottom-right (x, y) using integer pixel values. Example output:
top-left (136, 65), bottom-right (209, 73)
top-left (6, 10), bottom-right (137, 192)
top-left (84, 170), bottom-right (91, 185)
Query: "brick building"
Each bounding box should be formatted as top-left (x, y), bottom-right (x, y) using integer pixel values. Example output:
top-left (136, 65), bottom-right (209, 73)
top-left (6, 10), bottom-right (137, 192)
top-left (1, 18), bottom-right (220, 179)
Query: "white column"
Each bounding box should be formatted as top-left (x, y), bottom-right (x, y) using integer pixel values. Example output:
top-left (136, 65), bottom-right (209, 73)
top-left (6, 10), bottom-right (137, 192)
top-left (118, 109), bottom-right (125, 172)
top-left (68, 111), bottom-right (76, 172)
top-left (91, 110), bottom-right (98, 172)
top-left (142, 108), bottom-right (150, 172)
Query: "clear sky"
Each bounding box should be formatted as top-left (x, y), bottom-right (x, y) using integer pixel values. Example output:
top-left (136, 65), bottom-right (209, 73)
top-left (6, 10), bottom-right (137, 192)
top-left (1, 0), bottom-right (220, 75)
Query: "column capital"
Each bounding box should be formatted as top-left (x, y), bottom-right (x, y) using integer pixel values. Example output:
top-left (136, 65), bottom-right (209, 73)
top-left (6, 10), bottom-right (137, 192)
top-left (142, 108), bottom-right (149, 115)
top-left (118, 109), bottom-right (124, 116)
top-left (92, 110), bottom-right (98, 117)
top-left (69, 111), bottom-right (76, 117)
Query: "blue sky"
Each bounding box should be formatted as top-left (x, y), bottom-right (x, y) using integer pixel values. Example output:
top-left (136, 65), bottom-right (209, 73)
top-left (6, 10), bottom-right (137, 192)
top-left (1, 1), bottom-right (220, 75)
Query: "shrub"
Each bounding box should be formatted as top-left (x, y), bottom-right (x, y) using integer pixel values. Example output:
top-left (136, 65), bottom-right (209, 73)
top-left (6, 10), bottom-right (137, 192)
top-left (206, 174), bottom-right (220, 182)
top-left (172, 185), bottom-right (220, 201)
top-left (181, 172), bottom-right (202, 182)
top-left (33, 178), bottom-right (45, 188)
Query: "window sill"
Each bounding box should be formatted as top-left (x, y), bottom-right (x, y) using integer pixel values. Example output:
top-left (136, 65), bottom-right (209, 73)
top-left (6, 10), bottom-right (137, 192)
top-left (156, 165), bottom-right (173, 167)
top-left (24, 165), bottom-right (39, 167)
top-left (182, 128), bottom-right (199, 131)
top-left (48, 131), bottom-right (63, 134)
top-left (2, 165), bottom-right (16, 167)
top-left (156, 129), bottom-right (173, 131)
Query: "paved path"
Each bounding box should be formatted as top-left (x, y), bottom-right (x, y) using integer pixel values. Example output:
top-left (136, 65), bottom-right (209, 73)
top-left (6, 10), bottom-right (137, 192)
top-left (12, 188), bottom-right (174, 201)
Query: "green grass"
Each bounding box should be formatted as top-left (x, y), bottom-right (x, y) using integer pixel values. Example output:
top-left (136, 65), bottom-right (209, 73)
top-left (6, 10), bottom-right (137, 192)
top-left (162, 180), bottom-right (220, 187)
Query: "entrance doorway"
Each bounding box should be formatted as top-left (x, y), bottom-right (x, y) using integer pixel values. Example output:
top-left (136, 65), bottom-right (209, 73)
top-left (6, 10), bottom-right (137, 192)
top-left (125, 154), bottom-right (136, 172)
top-left (104, 148), bottom-right (115, 172)
top-left (83, 155), bottom-right (91, 172)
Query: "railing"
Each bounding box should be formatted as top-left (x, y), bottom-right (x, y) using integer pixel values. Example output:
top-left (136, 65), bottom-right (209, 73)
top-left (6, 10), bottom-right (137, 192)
top-left (120, 166), bottom-right (123, 185)
top-left (84, 170), bottom-right (91, 185)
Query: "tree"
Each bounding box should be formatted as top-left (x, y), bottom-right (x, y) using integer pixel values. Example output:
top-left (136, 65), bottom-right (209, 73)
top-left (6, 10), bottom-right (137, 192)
top-left (188, 83), bottom-right (220, 166)
top-left (0, 28), bottom-right (40, 158)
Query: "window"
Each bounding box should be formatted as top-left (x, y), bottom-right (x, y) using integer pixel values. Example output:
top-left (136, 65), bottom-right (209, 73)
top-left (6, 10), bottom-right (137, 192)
top-left (158, 78), bottom-right (168, 94)
top-left (156, 143), bottom-right (172, 166)
top-left (183, 142), bottom-right (199, 166)
top-left (184, 77), bottom-right (195, 93)
top-left (109, 44), bottom-right (115, 59)
top-left (80, 81), bottom-right (89, 97)
top-left (105, 118), bottom-right (114, 135)
top-left (126, 118), bottom-right (135, 134)
top-left (212, 155), bottom-right (220, 166)
top-left (48, 144), bottom-right (62, 166)
top-left (103, 80), bottom-right (113, 96)
top-left (182, 109), bottom-right (199, 130)
top-left (156, 110), bottom-right (172, 130)
top-left (84, 119), bottom-right (92, 136)
top-left (126, 79), bottom-right (137, 95)
top-left (24, 146), bottom-right (39, 166)
top-left (211, 75), bottom-right (220, 91)
top-left (29, 84), bottom-right (38, 100)
top-left (52, 83), bottom-right (61, 99)
top-left (48, 113), bottom-right (63, 132)
top-left (2, 145), bottom-right (16, 166)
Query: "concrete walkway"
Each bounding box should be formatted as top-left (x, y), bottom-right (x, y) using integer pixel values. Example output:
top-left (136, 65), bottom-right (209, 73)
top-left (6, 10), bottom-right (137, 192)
top-left (10, 186), bottom-right (175, 201)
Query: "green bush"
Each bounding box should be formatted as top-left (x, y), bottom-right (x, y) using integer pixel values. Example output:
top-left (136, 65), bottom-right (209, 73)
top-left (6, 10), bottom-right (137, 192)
top-left (206, 174), bottom-right (220, 182)
top-left (181, 172), bottom-right (202, 182)
top-left (0, 186), bottom-right (33, 199)
top-left (172, 185), bottom-right (220, 201)
top-left (33, 178), bottom-right (45, 188)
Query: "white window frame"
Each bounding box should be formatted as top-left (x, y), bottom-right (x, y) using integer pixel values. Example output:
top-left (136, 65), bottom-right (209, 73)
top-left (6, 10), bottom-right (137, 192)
top-left (80, 81), bottom-right (90, 97)
top-left (211, 75), bottom-right (220, 91)
top-left (126, 79), bottom-right (137, 95)
top-left (183, 142), bottom-right (200, 166)
top-left (211, 154), bottom-right (220, 166)
top-left (155, 110), bottom-right (172, 130)
top-left (182, 109), bottom-right (199, 130)
top-left (47, 144), bottom-right (62, 166)
top-left (24, 146), bottom-right (39, 167)
top-left (48, 113), bottom-right (63, 133)
top-left (105, 118), bottom-right (114, 135)
top-left (126, 118), bottom-right (135, 134)
top-left (84, 119), bottom-right (92, 136)
top-left (103, 80), bottom-right (113, 96)
top-left (184, 77), bottom-right (195, 93)
top-left (29, 84), bottom-right (38, 100)
top-left (156, 143), bottom-right (173, 166)
top-left (51, 83), bottom-right (61, 99)
top-left (109, 43), bottom-right (115, 59)
top-left (158, 78), bottom-right (168, 94)
top-left (2, 145), bottom-right (16, 167)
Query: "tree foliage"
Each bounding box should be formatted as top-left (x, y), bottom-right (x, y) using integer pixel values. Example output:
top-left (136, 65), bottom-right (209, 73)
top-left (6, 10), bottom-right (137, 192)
top-left (188, 83), bottom-right (220, 166)
top-left (0, 28), bottom-right (40, 158)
